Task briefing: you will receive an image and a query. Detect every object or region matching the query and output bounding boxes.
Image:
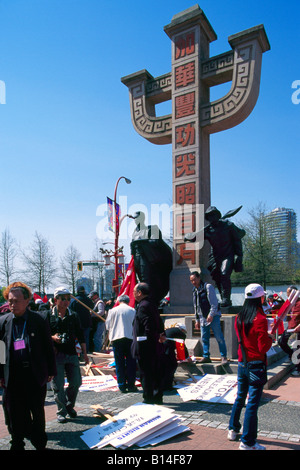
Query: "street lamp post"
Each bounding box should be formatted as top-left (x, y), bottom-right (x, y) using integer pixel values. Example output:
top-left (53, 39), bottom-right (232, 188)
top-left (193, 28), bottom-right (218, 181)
top-left (112, 176), bottom-right (131, 295)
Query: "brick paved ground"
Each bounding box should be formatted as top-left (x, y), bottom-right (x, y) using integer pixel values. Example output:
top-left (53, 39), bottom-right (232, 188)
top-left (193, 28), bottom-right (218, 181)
top-left (0, 373), bottom-right (299, 451)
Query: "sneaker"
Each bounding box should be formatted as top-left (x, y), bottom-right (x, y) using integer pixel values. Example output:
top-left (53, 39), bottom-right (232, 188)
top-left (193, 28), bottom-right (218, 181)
top-left (227, 430), bottom-right (238, 441)
top-left (239, 442), bottom-right (266, 450)
top-left (57, 415), bottom-right (67, 423)
top-left (221, 357), bottom-right (228, 365)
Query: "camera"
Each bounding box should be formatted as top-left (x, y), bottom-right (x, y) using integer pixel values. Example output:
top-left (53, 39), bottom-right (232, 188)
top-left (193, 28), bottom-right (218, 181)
top-left (59, 333), bottom-right (69, 344)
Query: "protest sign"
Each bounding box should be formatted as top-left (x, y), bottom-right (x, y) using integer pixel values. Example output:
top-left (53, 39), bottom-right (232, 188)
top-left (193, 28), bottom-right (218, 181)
top-left (136, 421), bottom-right (189, 447)
top-left (81, 402), bottom-right (188, 449)
top-left (178, 374), bottom-right (237, 403)
top-left (65, 374), bottom-right (118, 392)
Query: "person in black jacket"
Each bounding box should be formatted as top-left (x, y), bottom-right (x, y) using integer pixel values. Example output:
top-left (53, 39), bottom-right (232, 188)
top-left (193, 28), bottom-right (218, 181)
top-left (72, 286), bottom-right (94, 352)
top-left (50, 287), bottom-right (89, 423)
top-left (131, 282), bottom-right (165, 404)
top-left (0, 283), bottom-right (56, 450)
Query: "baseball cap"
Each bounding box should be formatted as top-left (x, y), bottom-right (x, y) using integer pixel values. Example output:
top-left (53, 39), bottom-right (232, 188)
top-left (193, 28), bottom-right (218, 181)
top-left (245, 283), bottom-right (265, 299)
top-left (176, 323), bottom-right (187, 332)
top-left (54, 286), bottom-right (71, 298)
top-left (88, 290), bottom-right (98, 298)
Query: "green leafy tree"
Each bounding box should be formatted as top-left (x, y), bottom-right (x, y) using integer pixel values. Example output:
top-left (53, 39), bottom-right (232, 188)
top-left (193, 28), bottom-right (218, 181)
top-left (232, 203), bottom-right (287, 289)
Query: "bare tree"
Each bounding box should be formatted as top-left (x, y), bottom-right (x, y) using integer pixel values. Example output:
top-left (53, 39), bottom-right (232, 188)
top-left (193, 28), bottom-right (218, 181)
top-left (0, 228), bottom-right (17, 285)
top-left (59, 244), bottom-right (81, 295)
top-left (22, 231), bottom-right (57, 293)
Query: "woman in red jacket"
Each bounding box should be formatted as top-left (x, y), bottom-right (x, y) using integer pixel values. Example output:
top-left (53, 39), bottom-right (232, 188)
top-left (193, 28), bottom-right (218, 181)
top-left (228, 283), bottom-right (274, 450)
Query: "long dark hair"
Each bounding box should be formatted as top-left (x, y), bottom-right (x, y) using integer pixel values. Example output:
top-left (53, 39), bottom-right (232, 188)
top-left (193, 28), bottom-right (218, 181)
top-left (237, 297), bottom-right (263, 336)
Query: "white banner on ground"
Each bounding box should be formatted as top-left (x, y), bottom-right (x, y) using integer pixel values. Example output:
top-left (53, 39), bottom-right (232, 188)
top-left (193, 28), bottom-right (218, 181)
top-left (178, 374), bottom-right (238, 403)
top-left (81, 403), bottom-right (183, 449)
top-left (79, 375), bottom-right (118, 392)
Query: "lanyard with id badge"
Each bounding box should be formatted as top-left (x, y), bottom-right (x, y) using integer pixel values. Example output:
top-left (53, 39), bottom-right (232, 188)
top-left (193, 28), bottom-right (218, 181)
top-left (13, 320), bottom-right (27, 351)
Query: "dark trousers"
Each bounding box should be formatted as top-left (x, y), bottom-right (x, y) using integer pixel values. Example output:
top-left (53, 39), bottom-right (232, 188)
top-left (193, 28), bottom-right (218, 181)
top-left (112, 338), bottom-right (136, 390)
top-left (138, 354), bottom-right (163, 404)
top-left (3, 368), bottom-right (47, 450)
top-left (52, 352), bottom-right (82, 418)
top-left (279, 330), bottom-right (300, 371)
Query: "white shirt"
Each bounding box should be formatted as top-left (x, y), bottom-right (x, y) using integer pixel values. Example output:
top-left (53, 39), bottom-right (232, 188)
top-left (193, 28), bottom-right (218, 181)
top-left (105, 303), bottom-right (136, 342)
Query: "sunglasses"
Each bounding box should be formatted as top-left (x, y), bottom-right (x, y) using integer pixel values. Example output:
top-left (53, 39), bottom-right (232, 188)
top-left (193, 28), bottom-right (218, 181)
top-left (59, 296), bottom-right (71, 301)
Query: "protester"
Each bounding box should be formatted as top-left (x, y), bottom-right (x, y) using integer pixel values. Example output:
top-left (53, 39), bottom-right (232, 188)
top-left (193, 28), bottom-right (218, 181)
top-left (89, 290), bottom-right (106, 352)
top-left (161, 323), bottom-right (189, 391)
top-left (106, 294), bottom-right (137, 393)
top-left (278, 285), bottom-right (300, 377)
top-left (72, 286), bottom-right (94, 352)
top-left (50, 286), bottom-right (89, 423)
top-left (131, 282), bottom-right (165, 404)
top-left (0, 282), bottom-right (56, 450)
top-left (228, 283), bottom-right (274, 450)
top-left (190, 271), bottom-right (228, 364)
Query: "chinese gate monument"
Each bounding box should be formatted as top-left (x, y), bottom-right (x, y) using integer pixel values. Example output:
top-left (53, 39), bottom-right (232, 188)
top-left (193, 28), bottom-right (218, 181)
top-left (121, 5), bottom-right (270, 313)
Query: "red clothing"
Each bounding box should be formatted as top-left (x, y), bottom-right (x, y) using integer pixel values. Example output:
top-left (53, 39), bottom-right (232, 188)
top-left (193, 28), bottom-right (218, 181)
top-left (235, 309), bottom-right (273, 363)
top-left (288, 300), bottom-right (300, 329)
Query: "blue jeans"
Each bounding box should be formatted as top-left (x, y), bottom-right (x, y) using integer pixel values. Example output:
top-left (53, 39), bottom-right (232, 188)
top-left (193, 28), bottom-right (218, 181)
top-left (112, 338), bottom-right (136, 390)
top-left (52, 353), bottom-right (82, 417)
top-left (93, 321), bottom-right (106, 352)
top-left (229, 362), bottom-right (264, 446)
top-left (201, 315), bottom-right (227, 358)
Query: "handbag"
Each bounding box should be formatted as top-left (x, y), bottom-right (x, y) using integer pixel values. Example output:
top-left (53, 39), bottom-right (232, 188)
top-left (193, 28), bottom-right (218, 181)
top-left (237, 325), bottom-right (267, 387)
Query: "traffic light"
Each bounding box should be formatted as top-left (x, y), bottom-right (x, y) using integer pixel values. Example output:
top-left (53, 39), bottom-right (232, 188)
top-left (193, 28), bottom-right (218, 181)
top-left (77, 261), bottom-right (83, 272)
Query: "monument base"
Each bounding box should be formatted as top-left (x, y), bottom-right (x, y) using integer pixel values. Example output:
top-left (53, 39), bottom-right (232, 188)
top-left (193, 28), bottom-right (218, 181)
top-left (161, 310), bottom-right (239, 360)
top-left (185, 314), bottom-right (238, 359)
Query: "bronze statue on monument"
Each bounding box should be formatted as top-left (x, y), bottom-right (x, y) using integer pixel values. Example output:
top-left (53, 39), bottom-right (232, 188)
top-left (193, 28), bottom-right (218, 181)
top-left (185, 205), bottom-right (245, 308)
top-left (130, 211), bottom-right (172, 306)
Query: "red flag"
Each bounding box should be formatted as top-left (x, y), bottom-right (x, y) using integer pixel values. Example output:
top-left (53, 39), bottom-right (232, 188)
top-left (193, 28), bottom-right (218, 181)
top-left (33, 293), bottom-right (48, 304)
top-left (115, 256), bottom-right (137, 308)
top-left (176, 341), bottom-right (187, 361)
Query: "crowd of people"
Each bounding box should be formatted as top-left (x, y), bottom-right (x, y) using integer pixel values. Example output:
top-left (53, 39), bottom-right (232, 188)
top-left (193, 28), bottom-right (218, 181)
top-left (0, 275), bottom-right (299, 451)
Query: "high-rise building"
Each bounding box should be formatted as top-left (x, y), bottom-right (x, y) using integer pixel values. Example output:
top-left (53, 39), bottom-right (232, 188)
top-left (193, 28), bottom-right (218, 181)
top-left (266, 207), bottom-right (299, 267)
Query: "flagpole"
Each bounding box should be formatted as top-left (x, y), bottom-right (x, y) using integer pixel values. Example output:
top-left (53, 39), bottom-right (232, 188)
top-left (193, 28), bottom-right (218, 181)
top-left (113, 176), bottom-right (131, 296)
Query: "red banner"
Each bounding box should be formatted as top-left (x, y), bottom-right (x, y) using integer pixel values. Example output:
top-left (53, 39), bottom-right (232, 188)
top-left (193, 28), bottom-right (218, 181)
top-left (115, 256), bottom-right (137, 307)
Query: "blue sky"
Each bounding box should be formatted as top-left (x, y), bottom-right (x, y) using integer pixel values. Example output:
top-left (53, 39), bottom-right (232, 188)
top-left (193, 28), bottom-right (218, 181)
top-left (0, 0), bottom-right (299, 272)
